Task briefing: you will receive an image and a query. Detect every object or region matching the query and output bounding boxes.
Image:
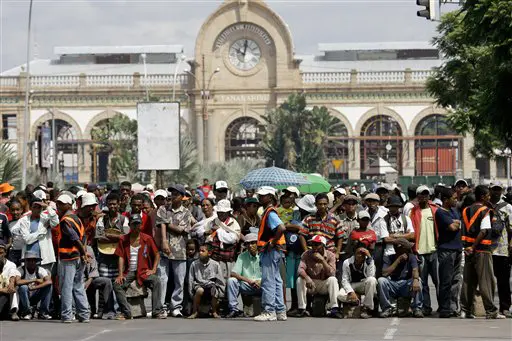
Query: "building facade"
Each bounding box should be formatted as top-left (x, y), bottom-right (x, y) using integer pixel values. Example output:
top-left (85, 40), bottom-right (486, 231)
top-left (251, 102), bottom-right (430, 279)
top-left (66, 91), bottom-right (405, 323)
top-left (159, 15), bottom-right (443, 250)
top-left (0, 0), bottom-right (503, 184)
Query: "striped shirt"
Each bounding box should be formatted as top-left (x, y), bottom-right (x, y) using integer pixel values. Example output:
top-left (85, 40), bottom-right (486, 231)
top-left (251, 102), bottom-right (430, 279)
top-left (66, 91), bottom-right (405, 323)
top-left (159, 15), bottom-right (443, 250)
top-left (300, 213), bottom-right (342, 251)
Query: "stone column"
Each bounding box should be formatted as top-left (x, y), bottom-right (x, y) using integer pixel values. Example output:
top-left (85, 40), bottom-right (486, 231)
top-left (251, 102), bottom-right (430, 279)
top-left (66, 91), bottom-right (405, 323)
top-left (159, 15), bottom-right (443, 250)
top-left (206, 110), bottom-right (217, 163)
top-left (462, 134), bottom-right (476, 179)
top-left (402, 138), bottom-right (415, 176)
top-left (348, 139), bottom-right (361, 179)
top-left (195, 112), bottom-right (204, 164)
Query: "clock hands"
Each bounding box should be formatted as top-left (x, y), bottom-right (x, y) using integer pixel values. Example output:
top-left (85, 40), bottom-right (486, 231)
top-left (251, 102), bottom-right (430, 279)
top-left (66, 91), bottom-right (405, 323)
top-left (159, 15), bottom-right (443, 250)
top-left (243, 40), bottom-right (248, 56)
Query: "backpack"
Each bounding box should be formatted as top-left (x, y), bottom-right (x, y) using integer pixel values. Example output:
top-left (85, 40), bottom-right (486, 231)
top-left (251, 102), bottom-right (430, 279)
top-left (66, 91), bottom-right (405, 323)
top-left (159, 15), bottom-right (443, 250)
top-left (20, 266), bottom-right (43, 280)
top-left (384, 213), bottom-right (408, 235)
top-left (490, 202), bottom-right (508, 242)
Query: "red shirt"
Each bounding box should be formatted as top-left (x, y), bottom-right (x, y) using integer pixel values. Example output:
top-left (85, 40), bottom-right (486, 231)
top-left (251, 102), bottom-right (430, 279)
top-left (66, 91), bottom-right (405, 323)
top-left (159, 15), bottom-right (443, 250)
top-left (200, 185), bottom-right (212, 198)
top-left (115, 232), bottom-right (158, 286)
top-left (122, 211), bottom-right (152, 237)
top-left (350, 229), bottom-right (377, 249)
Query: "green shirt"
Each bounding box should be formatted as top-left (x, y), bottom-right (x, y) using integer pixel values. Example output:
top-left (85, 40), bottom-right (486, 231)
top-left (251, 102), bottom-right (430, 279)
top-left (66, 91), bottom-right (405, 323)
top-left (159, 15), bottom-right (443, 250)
top-left (232, 251), bottom-right (261, 281)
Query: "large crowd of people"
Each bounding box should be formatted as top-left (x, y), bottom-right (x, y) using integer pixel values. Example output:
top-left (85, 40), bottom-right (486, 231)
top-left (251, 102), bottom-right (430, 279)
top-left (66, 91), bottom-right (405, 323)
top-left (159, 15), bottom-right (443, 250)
top-left (0, 177), bottom-right (510, 323)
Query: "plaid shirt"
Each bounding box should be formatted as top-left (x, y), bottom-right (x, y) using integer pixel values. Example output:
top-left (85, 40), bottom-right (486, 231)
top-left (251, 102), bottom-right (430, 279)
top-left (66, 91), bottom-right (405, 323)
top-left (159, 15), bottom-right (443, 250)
top-left (300, 213), bottom-right (342, 251)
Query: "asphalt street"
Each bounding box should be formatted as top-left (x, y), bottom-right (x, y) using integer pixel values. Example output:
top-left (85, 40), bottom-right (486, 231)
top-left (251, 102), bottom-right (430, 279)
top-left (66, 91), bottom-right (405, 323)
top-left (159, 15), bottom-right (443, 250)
top-left (2, 316), bottom-right (512, 341)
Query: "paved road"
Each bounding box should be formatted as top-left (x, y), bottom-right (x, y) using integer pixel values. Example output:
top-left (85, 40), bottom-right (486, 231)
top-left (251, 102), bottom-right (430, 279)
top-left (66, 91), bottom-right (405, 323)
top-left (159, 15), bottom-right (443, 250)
top-left (3, 317), bottom-right (511, 341)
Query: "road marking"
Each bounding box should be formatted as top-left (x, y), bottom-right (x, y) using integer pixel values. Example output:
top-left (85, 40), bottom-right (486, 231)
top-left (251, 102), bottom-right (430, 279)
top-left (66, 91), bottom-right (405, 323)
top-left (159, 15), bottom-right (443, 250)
top-left (383, 328), bottom-right (397, 340)
top-left (390, 317), bottom-right (400, 326)
top-left (76, 329), bottom-right (111, 341)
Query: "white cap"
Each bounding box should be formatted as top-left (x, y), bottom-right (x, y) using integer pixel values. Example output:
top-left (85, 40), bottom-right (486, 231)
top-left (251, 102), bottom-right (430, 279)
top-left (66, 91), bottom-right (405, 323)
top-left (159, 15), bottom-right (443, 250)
top-left (455, 179), bottom-right (469, 187)
top-left (215, 180), bottom-right (228, 190)
top-left (81, 193), bottom-right (98, 207)
top-left (146, 184), bottom-right (154, 191)
top-left (416, 185), bottom-right (431, 195)
top-left (56, 194), bottom-right (74, 205)
top-left (216, 199), bottom-right (233, 213)
top-left (154, 189), bottom-right (168, 198)
top-left (296, 194), bottom-right (317, 213)
top-left (358, 210), bottom-right (371, 220)
top-left (256, 186), bottom-right (276, 196)
top-left (284, 186), bottom-right (300, 197)
top-left (335, 188), bottom-right (346, 195)
top-left (33, 189), bottom-right (47, 200)
top-left (76, 190), bottom-right (87, 199)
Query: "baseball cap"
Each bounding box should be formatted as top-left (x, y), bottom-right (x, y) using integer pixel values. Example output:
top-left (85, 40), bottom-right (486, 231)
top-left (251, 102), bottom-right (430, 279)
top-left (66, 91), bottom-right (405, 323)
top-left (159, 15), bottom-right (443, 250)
top-left (216, 199), bottom-right (233, 213)
top-left (283, 186), bottom-right (300, 197)
top-left (256, 186), bottom-right (276, 196)
top-left (296, 194), bottom-right (317, 214)
top-left (168, 184), bottom-right (187, 196)
top-left (395, 237), bottom-right (414, 250)
top-left (358, 210), bottom-right (371, 220)
top-left (76, 190), bottom-right (87, 199)
top-left (416, 185), bottom-right (431, 195)
top-left (154, 189), bottom-right (168, 198)
top-left (32, 189), bottom-right (47, 200)
top-left (56, 193), bottom-right (74, 205)
top-left (146, 184), bottom-right (154, 191)
top-left (376, 183), bottom-right (392, 192)
top-left (342, 195), bottom-right (359, 204)
top-left (215, 181), bottom-right (228, 190)
top-left (364, 193), bottom-right (380, 202)
top-left (87, 183), bottom-right (98, 192)
top-left (490, 182), bottom-right (505, 189)
top-left (335, 188), bottom-right (347, 195)
top-left (386, 195), bottom-right (403, 207)
top-left (455, 179), bottom-right (469, 187)
top-left (81, 193), bottom-right (98, 207)
top-left (245, 233), bottom-right (258, 243)
top-left (310, 235), bottom-right (327, 246)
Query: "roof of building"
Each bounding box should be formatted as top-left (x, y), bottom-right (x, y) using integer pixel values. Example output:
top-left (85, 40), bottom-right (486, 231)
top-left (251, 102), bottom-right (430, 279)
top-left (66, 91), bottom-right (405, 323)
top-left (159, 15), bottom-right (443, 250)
top-left (318, 41), bottom-right (436, 52)
top-left (54, 45), bottom-right (184, 55)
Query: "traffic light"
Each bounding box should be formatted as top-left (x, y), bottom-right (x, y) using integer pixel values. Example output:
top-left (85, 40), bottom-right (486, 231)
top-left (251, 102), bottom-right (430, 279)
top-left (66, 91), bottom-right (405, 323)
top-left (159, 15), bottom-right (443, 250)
top-left (417, 0), bottom-right (440, 21)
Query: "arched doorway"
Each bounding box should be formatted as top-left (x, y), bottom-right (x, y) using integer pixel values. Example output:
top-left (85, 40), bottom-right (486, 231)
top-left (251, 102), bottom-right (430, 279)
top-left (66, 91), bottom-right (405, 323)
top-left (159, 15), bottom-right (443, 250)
top-left (415, 114), bottom-right (460, 176)
top-left (360, 115), bottom-right (402, 178)
top-left (326, 118), bottom-right (349, 180)
top-left (40, 119), bottom-right (79, 183)
top-left (225, 117), bottom-right (265, 160)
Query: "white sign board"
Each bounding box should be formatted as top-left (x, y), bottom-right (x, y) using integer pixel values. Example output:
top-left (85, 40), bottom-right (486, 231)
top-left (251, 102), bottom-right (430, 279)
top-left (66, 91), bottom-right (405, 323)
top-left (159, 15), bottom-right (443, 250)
top-left (137, 102), bottom-right (180, 170)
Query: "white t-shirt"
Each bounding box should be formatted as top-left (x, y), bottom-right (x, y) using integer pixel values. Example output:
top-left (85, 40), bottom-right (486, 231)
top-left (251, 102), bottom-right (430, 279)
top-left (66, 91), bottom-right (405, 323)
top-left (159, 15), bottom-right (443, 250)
top-left (480, 214), bottom-right (491, 230)
top-left (129, 245), bottom-right (140, 272)
top-left (17, 266), bottom-right (48, 281)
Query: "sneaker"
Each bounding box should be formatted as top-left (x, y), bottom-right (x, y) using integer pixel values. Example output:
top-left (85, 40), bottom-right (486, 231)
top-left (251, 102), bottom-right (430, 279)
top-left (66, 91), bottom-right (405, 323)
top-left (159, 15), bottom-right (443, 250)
top-left (288, 309), bottom-right (309, 318)
top-left (171, 309), bottom-right (183, 318)
top-left (460, 311), bottom-right (475, 319)
top-left (102, 312), bottom-right (115, 320)
top-left (11, 313), bottom-right (19, 321)
top-left (276, 311), bottom-right (287, 321)
top-left (254, 311), bottom-right (277, 322)
top-left (360, 307), bottom-right (372, 319)
top-left (380, 308), bottom-right (393, 318)
top-left (501, 310), bottom-right (512, 318)
top-left (486, 312), bottom-right (506, 319)
top-left (21, 314), bottom-right (32, 321)
top-left (79, 318), bottom-right (90, 323)
top-left (328, 308), bottom-right (343, 319)
top-left (225, 310), bottom-right (242, 318)
top-left (413, 309), bottom-right (424, 318)
top-left (154, 311), bottom-right (168, 319)
top-left (38, 313), bottom-right (52, 320)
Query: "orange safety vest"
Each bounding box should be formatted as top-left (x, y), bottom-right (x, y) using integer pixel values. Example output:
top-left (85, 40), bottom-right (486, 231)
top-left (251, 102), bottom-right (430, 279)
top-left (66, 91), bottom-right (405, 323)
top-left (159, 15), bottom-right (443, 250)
top-left (257, 207), bottom-right (285, 249)
top-left (58, 214), bottom-right (85, 261)
top-left (462, 205), bottom-right (492, 251)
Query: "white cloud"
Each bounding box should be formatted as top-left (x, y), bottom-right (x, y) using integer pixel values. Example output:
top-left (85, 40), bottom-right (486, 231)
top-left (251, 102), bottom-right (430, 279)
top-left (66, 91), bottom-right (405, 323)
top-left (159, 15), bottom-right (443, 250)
top-left (0, 0), bottom-right (456, 71)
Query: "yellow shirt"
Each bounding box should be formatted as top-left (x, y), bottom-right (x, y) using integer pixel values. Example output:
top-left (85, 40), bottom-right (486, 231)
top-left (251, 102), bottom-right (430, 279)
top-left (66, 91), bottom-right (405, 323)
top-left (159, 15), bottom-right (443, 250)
top-left (276, 207), bottom-right (294, 225)
top-left (418, 208), bottom-right (436, 255)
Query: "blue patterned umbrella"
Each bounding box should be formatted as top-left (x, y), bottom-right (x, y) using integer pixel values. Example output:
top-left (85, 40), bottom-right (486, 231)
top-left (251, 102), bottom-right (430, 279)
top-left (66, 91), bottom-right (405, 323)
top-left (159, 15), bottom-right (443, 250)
top-left (240, 167), bottom-right (311, 189)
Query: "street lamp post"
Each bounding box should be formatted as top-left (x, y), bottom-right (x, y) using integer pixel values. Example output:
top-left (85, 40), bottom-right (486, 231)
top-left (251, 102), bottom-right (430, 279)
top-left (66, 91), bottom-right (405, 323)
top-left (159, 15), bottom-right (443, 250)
top-left (185, 65), bottom-right (220, 164)
top-left (21, 0), bottom-right (34, 190)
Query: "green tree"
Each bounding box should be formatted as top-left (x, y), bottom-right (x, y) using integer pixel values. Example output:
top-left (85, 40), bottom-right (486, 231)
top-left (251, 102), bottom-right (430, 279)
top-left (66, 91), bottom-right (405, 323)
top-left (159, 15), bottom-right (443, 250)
top-left (427, 0), bottom-right (512, 156)
top-left (91, 114), bottom-right (138, 182)
top-left (0, 142), bottom-right (21, 184)
top-left (199, 159), bottom-right (264, 194)
top-left (262, 93), bottom-right (338, 173)
top-left (161, 135), bottom-right (200, 186)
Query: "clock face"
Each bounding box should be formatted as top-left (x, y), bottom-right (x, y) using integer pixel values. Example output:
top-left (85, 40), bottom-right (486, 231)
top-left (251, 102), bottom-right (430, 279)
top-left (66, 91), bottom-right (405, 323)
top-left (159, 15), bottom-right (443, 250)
top-left (228, 39), bottom-right (261, 71)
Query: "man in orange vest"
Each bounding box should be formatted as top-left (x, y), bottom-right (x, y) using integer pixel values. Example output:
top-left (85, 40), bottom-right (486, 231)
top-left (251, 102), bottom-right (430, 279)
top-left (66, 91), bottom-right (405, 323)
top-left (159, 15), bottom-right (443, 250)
top-left (254, 186), bottom-right (287, 322)
top-left (56, 193), bottom-right (90, 323)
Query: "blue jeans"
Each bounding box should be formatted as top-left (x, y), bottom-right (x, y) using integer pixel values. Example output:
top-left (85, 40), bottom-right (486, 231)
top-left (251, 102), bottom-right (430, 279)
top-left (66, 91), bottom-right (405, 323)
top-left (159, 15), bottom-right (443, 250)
top-left (18, 284), bottom-right (52, 316)
top-left (58, 259), bottom-right (90, 321)
top-left (227, 278), bottom-right (261, 312)
top-left (158, 257), bottom-right (186, 310)
top-left (260, 249), bottom-right (286, 313)
top-left (378, 277), bottom-right (423, 311)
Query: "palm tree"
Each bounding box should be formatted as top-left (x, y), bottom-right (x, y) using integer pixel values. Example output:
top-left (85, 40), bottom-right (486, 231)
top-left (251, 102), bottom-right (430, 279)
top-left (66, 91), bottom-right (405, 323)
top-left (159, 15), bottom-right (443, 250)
top-left (160, 135), bottom-right (200, 186)
top-left (0, 142), bottom-right (21, 185)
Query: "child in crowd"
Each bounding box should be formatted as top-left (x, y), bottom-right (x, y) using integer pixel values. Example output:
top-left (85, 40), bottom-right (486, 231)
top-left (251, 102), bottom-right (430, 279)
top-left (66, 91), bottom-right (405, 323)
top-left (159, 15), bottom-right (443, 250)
top-left (188, 244), bottom-right (224, 319)
top-left (183, 239), bottom-right (199, 315)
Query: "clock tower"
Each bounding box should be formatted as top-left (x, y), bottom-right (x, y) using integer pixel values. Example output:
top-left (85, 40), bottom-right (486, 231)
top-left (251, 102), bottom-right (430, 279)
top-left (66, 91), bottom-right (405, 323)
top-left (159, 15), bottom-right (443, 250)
top-left (191, 0), bottom-right (301, 163)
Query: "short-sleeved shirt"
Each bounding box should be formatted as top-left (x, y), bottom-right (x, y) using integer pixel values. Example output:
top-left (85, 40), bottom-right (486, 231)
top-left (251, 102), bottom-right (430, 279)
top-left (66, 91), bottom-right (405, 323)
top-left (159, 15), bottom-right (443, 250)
top-left (417, 208), bottom-right (436, 255)
top-left (349, 228), bottom-right (377, 250)
top-left (156, 205), bottom-right (193, 261)
top-left (300, 213), bottom-right (342, 251)
top-left (232, 251), bottom-right (261, 281)
top-left (267, 211), bottom-right (283, 230)
top-left (435, 207), bottom-right (462, 250)
top-left (16, 266), bottom-right (48, 281)
top-left (384, 252), bottom-right (418, 281)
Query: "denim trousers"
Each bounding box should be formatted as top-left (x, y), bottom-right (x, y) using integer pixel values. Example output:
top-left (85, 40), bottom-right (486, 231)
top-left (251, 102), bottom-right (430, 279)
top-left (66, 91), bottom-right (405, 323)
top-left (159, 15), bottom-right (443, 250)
top-left (158, 256), bottom-right (186, 310)
top-left (17, 284), bottom-right (52, 316)
top-left (260, 249), bottom-right (286, 313)
top-left (227, 278), bottom-right (261, 311)
top-left (378, 277), bottom-right (423, 311)
top-left (58, 259), bottom-right (90, 321)
top-left (419, 252), bottom-right (439, 311)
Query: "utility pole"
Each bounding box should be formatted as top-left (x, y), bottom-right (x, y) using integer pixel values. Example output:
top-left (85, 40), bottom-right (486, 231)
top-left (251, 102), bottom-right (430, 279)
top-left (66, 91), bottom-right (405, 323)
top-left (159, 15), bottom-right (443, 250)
top-left (202, 54), bottom-right (208, 164)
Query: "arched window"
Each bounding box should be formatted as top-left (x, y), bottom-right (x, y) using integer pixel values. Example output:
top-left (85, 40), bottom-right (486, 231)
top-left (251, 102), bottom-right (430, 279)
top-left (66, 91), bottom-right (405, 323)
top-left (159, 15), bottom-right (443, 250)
top-left (326, 118), bottom-right (349, 179)
top-left (415, 114), bottom-right (460, 176)
top-left (225, 117), bottom-right (264, 160)
top-left (360, 115), bottom-right (402, 177)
